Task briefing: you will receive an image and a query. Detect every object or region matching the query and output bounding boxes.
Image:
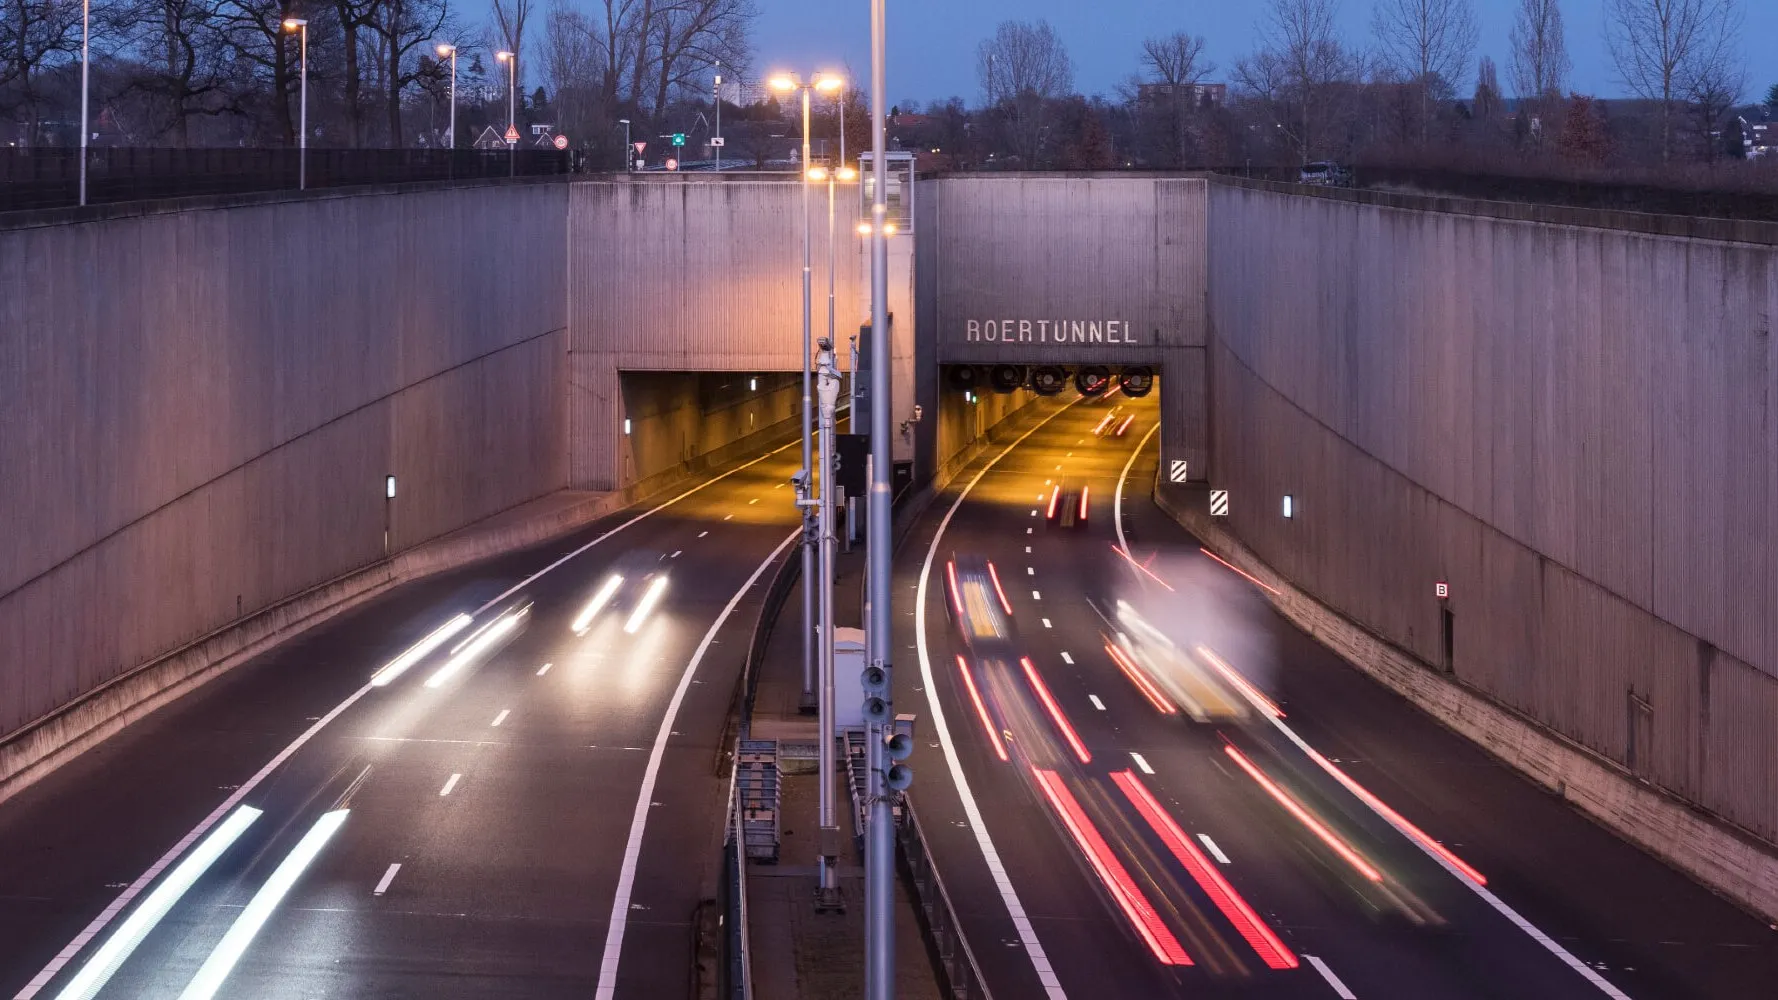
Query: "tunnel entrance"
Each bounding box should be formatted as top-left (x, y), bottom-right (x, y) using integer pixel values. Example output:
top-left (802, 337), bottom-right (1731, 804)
top-left (617, 371), bottom-right (805, 497)
top-left (930, 364), bottom-right (1161, 487)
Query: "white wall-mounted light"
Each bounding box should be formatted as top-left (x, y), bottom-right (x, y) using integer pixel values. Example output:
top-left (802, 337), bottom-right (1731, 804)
top-left (1282, 495), bottom-right (1294, 519)
top-left (624, 418), bottom-right (632, 435)
top-left (749, 377), bottom-right (758, 391)
top-left (385, 475), bottom-right (397, 499)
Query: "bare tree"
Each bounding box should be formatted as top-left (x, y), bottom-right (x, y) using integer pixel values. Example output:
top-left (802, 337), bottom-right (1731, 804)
top-left (976, 18), bottom-right (1072, 166)
top-left (1473, 53), bottom-right (1501, 119)
top-left (1234, 0), bottom-right (1362, 163)
top-left (491, 0), bottom-right (530, 87)
top-left (1137, 32), bottom-right (1214, 166)
top-left (369, 0), bottom-right (449, 143)
top-left (1606, 0), bottom-right (1742, 161)
top-left (1685, 45), bottom-right (1743, 161)
top-left (1, 0), bottom-right (83, 141)
top-left (1370, 0), bottom-right (1478, 140)
top-left (1507, 0), bottom-right (1569, 101)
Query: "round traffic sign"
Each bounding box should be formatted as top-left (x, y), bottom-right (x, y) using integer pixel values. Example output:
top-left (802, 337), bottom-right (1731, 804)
top-left (552, 134), bottom-right (568, 150)
top-left (666, 158), bottom-right (678, 171)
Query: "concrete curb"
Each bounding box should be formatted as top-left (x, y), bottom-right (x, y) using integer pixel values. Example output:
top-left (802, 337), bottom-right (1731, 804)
top-left (0, 490), bottom-right (625, 809)
top-left (1156, 487), bottom-right (1778, 925)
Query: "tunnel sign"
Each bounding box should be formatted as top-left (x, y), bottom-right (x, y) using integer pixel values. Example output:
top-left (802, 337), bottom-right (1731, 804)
top-left (1436, 581), bottom-right (1449, 599)
top-left (1209, 490), bottom-right (1229, 517)
top-left (1169, 460), bottom-right (1188, 483)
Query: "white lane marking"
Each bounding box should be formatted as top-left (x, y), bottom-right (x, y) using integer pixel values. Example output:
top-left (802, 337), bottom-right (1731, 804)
top-left (536, 663), bottom-right (553, 676)
top-left (439, 774), bottom-right (461, 797)
top-left (1026, 567), bottom-right (1035, 576)
top-left (914, 401), bottom-right (1079, 1000)
top-left (595, 528), bottom-right (800, 1000)
top-left (490, 709), bottom-right (510, 727)
top-left (698, 531), bottom-right (709, 538)
top-left (1032, 590), bottom-right (1042, 601)
top-left (724, 514), bottom-right (734, 521)
top-left (1089, 695), bottom-right (1106, 711)
top-left (15, 686), bottom-right (373, 999)
top-left (1060, 652), bottom-right (1074, 664)
top-left (1055, 464), bottom-right (1062, 471)
top-left (1025, 546), bottom-right (1032, 554)
top-left (1115, 423), bottom-right (1162, 555)
top-left (1130, 752), bottom-right (1155, 775)
top-left (1305, 955), bottom-right (1357, 999)
top-left (749, 498), bottom-right (760, 505)
top-left (1030, 510), bottom-right (1038, 517)
top-left (1042, 618), bottom-right (1053, 629)
top-left (1198, 834), bottom-right (1231, 864)
top-left (475, 440), bottom-right (796, 614)
top-left (671, 550), bottom-right (682, 559)
top-left (373, 863), bottom-right (402, 896)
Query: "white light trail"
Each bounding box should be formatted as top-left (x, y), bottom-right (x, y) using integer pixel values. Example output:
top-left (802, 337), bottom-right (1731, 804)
top-left (370, 614), bottom-right (473, 687)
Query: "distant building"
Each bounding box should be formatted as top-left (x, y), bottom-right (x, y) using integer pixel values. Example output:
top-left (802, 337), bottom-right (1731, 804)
top-left (1740, 116), bottom-right (1775, 158)
top-left (1135, 82), bottom-right (1226, 109)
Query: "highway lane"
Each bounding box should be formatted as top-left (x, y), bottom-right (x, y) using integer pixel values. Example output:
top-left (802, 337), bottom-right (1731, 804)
top-left (0, 444), bottom-right (804, 1000)
top-left (898, 393), bottom-right (1778, 1000)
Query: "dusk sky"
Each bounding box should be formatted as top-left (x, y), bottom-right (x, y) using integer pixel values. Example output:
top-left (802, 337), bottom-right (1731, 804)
top-left (749, 0), bottom-right (1776, 107)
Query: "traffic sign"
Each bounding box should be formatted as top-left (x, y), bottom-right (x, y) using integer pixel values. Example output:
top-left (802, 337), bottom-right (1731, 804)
top-left (709, 136), bottom-right (725, 147)
top-left (503, 125), bottom-right (519, 143)
top-left (666, 158), bottom-right (678, 171)
top-left (1209, 490), bottom-right (1229, 516)
top-left (1435, 581), bottom-right (1449, 599)
top-left (552, 134), bottom-right (568, 150)
top-left (1168, 460), bottom-right (1188, 483)
top-left (671, 132), bottom-right (686, 147)
top-left (634, 141), bottom-right (646, 153)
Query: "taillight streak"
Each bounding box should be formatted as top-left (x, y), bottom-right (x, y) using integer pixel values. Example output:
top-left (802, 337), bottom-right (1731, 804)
top-left (1104, 642), bottom-right (1177, 715)
top-left (1193, 646), bottom-right (1284, 718)
top-left (1110, 770), bottom-right (1298, 970)
top-left (957, 656), bottom-right (1008, 762)
top-left (1299, 744), bottom-right (1488, 885)
top-left (1223, 746), bottom-right (1382, 883)
top-left (1078, 486), bottom-right (1090, 521)
top-left (986, 562), bottom-right (1013, 615)
top-left (1111, 544), bottom-right (1176, 591)
top-left (1019, 657), bottom-right (1091, 763)
top-left (946, 561), bottom-right (965, 620)
top-left (1046, 486), bottom-right (1061, 519)
top-left (1030, 768), bottom-right (1193, 967)
top-left (1200, 548), bottom-right (1282, 596)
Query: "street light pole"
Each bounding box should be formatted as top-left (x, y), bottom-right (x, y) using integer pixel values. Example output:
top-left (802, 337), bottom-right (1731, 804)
top-left (865, 0), bottom-right (896, 993)
top-left (620, 119), bottom-right (631, 170)
top-left (283, 19), bottom-right (308, 191)
top-left (497, 50), bottom-right (515, 176)
top-left (713, 62), bottom-right (722, 174)
top-left (436, 44), bottom-right (457, 150)
top-left (78, 0), bottom-right (88, 206)
top-left (814, 337), bottom-right (842, 910)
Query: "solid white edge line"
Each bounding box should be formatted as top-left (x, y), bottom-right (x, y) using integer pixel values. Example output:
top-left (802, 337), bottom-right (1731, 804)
top-left (593, 527), bottom-right (800, 1000)
top-left (47, 806), bottom-right (262, 1000)
top-left (1197, 833), bottom-right (1231, 865)
top-left (14, 686), bottom-right (372, 1000)
top-left (1304, 955), bottom-right (1357, 999)
top-left (1115, 423), bottom-right (1161, 555)
top-left (20, 448), bottom-right (801, 999)
top-left (372, 862), bottom-right (402, 896)
top-left (474, 439), bottom-right (797, 616)
top-left (916, 401), bottom-right (1078, 1000)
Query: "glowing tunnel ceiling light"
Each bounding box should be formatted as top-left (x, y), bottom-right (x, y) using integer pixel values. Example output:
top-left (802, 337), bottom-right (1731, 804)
top-left (371, 613), bottom-right (473, 687)
top-left (175, 809), bottom-right (349, 1000)
top-left (53, 806), bottom-right (263, 1000)
top-left (623, 576), bottom-right (670, 633)
top-left (571, 575), bottom-right (624, 634)
top-left (425, 610), bottom-right (524, 688)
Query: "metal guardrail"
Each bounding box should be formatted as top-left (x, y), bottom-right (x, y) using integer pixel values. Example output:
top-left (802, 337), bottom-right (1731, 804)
top-left (898, 797), bottom-right (995, 1000)
top-left (719, 755), bottom-right (755, 1000)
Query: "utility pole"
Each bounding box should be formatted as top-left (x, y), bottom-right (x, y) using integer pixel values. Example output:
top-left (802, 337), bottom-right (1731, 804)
top-left (799, 82), bottom-right (817, 714)
top-left (714, 62), bottom-right (722, 173)
top-left (815, 339), bottom-right (843, 910)
top-left (864, 0), bottom-right (900, 995)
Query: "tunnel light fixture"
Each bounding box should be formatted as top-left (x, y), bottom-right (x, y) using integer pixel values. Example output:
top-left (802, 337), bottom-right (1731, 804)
top-left (177, 809), bottom-right (350, 1000)
top-left (624, 418), bottom-right (632, 435)
top-left (385, 475), bottom-right (397, 499)
top-left (52, 806), bottom-right (264, 1000)
top-left (1282, 495), bottom-right (1294, 519)
top-left (749, 377), bottom-right (757, 391)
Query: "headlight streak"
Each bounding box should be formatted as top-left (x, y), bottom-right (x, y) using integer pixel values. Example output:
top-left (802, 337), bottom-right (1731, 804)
top-left (52, 807), bottom-right (263, 1000)
top-left (424, 608), bottom-right (526, 689)
top-left (571, 575), bottom-right (625, 634)
top-left (175, 809), bottom-right (350, 1000)
top-left (623, 576), bottom-right (669, 634)
top-left (369, 614), bottom-right (473, 687)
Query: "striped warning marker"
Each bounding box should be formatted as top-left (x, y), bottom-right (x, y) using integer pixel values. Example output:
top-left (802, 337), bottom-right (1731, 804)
top-left (1210, 490), bottom-right (1229, 517)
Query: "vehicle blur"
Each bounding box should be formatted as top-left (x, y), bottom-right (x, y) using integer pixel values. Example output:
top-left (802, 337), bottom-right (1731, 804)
top-left (943, 555), bottom-right (1016, 655)
top-left (1045, 482), bottom-right (1088, 528)
top-left (570, 548), bottom-right (672, 635)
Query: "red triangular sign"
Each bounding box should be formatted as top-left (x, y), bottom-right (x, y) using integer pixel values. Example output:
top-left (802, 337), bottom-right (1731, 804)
top-left (634, 141), bottom-right (647, 153)
top-left (504, 125), bottom-right (519, 142)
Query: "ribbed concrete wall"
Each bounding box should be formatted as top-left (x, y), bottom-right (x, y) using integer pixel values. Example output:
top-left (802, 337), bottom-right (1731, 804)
top-left (0, 183), bottom-right (570, 739)
top-left (1202, 180), bottom-right (1778, 843)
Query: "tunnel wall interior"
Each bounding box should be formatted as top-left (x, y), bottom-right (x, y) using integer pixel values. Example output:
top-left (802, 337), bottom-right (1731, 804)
top-left (1200, 180), bottom-right (1778, 844)
top-left (618, 371), bottom-right (803, 495)
top-left (0, 183), bottom-right (570, 740)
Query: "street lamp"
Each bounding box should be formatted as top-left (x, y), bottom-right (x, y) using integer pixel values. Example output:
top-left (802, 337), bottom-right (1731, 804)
top-left (282, 19), bottom-right (308, 190)
top-left (78, 0), bottom-right (89, 205)
top-left (713, 62), bottom-right (722, 173)
top-left (435, 44), bottom-right (457, 150)
top-left (619, 118), bottom-right (631, 170)
top-left (768, 68), bottom-right (846, 726)
top-left (496, 50), bottom-right (515, 176)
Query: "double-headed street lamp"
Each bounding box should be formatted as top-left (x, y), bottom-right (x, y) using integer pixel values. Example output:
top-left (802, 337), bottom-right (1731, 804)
top-left (620, 118), bottom-right (631, 170)
top-left (435, 44), bottom-right (457, 149)
top-left (281, 19), bottom-right (308, 190)
top-left (767, 69), bottom-right (845, 721)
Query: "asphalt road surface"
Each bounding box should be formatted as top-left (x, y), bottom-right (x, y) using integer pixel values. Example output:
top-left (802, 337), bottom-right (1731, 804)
top-left (897, 393), bottom-right (1778, 1000)
top-left (0, 444), bottom-right (804, 1000)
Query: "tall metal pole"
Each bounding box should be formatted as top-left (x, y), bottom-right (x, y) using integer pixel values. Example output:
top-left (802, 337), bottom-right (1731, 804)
top-left (297, 24), bottom-right (307, 191)
top-left (798, 84), bottom-right (816, 713)
top-left (815, 339), bottom-right (841, 906)
top-left (621, 119), bottom-right (631, 170)
top-left (78, 0), bottom-right (88, 206)
top-left (507, 55), bottom-right (516, 177)
top-left (865, 0), bottom-right (895, 993)
top-left (448, 49), bottom-right (456, 149)
top-left (714, 63), bottom-right (722, 173)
